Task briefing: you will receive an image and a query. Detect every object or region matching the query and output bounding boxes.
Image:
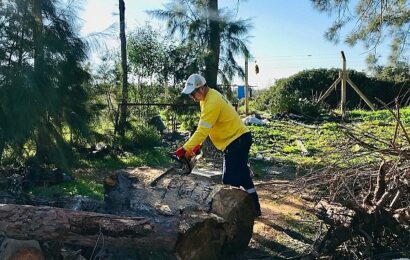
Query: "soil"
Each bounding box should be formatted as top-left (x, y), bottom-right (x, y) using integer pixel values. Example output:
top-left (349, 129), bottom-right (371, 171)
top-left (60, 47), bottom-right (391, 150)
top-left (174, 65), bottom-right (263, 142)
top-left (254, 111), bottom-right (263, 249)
top-left (240, 168), bottom-right (318, 259)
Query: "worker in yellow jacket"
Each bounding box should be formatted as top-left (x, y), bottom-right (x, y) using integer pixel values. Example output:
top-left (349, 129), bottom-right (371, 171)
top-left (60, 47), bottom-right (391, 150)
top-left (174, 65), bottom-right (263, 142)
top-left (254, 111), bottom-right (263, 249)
top-left (175, 74), bottom-right (261, 217)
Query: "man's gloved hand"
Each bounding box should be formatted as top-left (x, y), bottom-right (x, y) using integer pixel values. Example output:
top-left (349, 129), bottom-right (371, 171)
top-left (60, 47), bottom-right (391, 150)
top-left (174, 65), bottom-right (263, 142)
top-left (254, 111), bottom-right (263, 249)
top-left (185, 144), bottom-right (201, 158)
top-left (175, 147), bottom-right (186, 159)
top-left (192, 144), bottom-right (201, 155)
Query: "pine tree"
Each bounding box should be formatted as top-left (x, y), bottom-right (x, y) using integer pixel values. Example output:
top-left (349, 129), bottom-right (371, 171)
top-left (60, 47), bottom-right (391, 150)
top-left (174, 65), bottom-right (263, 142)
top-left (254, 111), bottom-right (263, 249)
top-left (311, 0), bottom-right (409, 64)
top-left (0, 0), bottom-right (91, 166)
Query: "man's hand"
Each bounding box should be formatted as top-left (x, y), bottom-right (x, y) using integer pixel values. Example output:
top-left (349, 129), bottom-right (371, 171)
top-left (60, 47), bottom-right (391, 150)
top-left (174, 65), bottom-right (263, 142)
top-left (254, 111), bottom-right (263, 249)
top-left (185, 144), bottom-right (201, 158)
top-left (175, 147), bottom-right (186, 159)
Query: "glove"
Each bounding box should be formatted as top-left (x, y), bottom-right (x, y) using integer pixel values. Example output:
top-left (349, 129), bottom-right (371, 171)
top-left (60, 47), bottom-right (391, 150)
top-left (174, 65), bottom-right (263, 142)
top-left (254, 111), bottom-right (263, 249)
top-left (192, 144), bottom-right (201, 155)
top-left (175, 147), bottom-right (186, 158)
top-left (185, 144), bottom-right (201, 158)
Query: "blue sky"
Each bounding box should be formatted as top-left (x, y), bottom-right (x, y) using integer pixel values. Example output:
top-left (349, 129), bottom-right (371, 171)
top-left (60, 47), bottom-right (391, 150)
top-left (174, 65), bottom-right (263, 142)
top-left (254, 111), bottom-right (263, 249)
top-left (79, 0), bottom-right (392, 88)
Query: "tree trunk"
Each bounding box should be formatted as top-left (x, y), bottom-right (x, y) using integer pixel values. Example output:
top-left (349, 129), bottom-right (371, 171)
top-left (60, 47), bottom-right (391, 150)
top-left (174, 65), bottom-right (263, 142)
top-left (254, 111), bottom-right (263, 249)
top-left (32, 0), bottom-right (50, 162)
top-left (0, 137), bottom-right (5, 162)
top-left (205, 0), bottom-right (221, 90)
top-left (117, 0), bottom-right (128, 137)
top-left (0, 203), bottom-right (179, 250)
top-left (32, 0), bottom-right (43, 70)
top-left (0, 170), bottom-right (255, 259)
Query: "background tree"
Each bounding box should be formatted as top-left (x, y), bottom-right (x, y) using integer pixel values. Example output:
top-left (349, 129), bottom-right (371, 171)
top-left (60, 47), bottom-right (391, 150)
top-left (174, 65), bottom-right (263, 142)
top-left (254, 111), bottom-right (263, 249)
top-left (206, 0), bottom-right (220, 89)
top-left (127, 24), bottom-right (203, 87)
top-left (0, 0), bottom-right (91, 166)
top-left (311, 0), bottom-right (409, 65)
top-left (127, 25), bottom-right (169, 86)
top-left (149, 0), bottom-right (252, 88)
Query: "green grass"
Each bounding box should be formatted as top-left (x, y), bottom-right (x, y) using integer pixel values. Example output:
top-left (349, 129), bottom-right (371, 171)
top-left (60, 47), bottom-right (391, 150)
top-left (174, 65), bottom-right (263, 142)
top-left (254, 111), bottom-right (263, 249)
top-left (249, 120), bottom-right (344, 171)
top-left (30, 178), bottom-right (104, 200)
top-left (249, 106), bottom-right (410, 173)
top-left (30, 147), bottom-right (172, 200)
top-left (76, 147), bottom-right (171, 170)
top-left (348, 106), bottom-right (410, 124)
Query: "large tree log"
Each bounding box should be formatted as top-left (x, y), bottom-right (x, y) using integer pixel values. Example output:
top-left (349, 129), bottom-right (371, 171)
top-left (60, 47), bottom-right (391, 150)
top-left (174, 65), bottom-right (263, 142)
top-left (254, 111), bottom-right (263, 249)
top-left (0, 203), bottom-right (178, 250)
top-left (0, 169), bottom-right (255, 259)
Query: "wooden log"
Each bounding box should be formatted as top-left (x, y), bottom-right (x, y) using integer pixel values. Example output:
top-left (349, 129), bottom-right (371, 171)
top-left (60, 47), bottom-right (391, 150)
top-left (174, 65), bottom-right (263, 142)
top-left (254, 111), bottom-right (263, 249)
top-left (0, 170), bottom-right (255, 259)
top-left (0, 203), bottom-right (176, 250)
top-left (0, 239), bottom-right (44, 260)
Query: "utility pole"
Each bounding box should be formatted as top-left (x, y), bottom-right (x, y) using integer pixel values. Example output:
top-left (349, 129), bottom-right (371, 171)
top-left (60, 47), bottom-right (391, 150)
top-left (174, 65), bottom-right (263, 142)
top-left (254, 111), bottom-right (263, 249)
top-left (245, 51), bottom-right (249, 116)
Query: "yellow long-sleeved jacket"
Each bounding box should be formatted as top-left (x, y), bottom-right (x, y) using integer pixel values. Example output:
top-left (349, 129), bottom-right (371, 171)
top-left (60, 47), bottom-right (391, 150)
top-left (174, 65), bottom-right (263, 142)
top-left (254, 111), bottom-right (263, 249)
top-left (183, 88), bottom-right (249, 152)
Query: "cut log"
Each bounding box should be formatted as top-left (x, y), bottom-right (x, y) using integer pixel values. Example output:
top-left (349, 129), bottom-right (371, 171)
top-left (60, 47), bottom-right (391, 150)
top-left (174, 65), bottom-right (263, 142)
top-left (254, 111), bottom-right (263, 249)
top-left (0, 170), bottom-right (255, 259)
top-left (0, 239), bottom-right (44, 260)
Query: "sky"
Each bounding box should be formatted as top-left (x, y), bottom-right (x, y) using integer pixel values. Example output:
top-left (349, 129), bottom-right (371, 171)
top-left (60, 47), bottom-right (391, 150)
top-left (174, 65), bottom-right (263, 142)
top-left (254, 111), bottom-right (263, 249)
top-left (79, 0), bottom-right (392, 88)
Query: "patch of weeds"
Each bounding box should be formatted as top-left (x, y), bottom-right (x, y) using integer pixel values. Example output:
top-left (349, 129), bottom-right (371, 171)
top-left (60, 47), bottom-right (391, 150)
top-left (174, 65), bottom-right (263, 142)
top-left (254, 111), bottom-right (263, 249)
top-left (250, 159), bottom-right (273, 178)
top-left (247, 107), bottom-right (409, 172)
top-left (283, 144), bottom-right (300, 154)
top-left (283, 212), bottom-right (318, 241)
top-left (349, 106), bottom-right (410, 124)
top-left (77, 147), bottom-right (171, 170)
top-left (30, 178), bottom-right (104, 200)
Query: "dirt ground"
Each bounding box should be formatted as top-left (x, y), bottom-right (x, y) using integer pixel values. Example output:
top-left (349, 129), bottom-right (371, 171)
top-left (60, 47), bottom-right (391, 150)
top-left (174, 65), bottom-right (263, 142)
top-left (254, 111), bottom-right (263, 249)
top-left (241, 184), bottom-right (318, 259)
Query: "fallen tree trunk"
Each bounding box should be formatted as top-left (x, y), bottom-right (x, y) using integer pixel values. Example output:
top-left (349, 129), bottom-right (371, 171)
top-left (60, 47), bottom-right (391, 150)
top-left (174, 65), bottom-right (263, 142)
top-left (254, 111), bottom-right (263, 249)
top-left (0, 169), bottom-right (255, 259)
top-left (0, 203), bottom-right (179, 250)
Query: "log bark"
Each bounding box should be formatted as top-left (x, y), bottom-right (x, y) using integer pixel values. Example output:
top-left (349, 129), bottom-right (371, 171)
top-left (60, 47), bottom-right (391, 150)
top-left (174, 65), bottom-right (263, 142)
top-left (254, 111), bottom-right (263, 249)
top-left (0, 203), bottom-right (177, 250)
top-left (0, 169), bottom-right (255, 259)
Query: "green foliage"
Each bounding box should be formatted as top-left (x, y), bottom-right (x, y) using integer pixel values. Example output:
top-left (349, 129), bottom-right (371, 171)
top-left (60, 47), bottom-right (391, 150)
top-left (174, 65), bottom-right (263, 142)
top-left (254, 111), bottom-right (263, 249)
top-left (311, 0), bottom-right (409, 65)
top-left (127, 24), bottom-right (168, 83)
top-left (149, 0), bottom-right (253, 84)
top-left (127, 24), bottom-right (204, 86)
top-left (178, 112), bottom-right (200, 133)
top-left (248, 106), bottom-right (410, 173)
top-left (349, 106), bottom-right (410, 124)
top-left (30, 178), bottom-right (104, 200)
top-left (123, 124), bottom-right (162, 151)
top-left (78, 147), bottom-right (171, 170)
top-left (0, 0), bottom-right (91, 167)
top-left (255, 68), bottom-right (406, 115)
top-left (373, 62), bottom-right (410, 83)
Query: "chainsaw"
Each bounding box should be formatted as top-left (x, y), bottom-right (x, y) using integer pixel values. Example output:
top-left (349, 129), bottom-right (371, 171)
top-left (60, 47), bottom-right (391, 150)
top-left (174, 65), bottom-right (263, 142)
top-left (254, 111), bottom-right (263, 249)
top-left (150, 145), bottom-right (202, 187)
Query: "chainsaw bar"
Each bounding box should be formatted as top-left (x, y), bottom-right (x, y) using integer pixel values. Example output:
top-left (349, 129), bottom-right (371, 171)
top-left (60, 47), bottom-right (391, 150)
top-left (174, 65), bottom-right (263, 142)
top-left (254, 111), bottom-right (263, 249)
top-left (149, 151), bottom-right (202, 187)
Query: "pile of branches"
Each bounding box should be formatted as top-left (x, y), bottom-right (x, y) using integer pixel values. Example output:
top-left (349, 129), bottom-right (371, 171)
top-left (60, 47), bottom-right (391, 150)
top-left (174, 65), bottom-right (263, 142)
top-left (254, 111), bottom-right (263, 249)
top-left (299, 106), bottom-right (410, 259)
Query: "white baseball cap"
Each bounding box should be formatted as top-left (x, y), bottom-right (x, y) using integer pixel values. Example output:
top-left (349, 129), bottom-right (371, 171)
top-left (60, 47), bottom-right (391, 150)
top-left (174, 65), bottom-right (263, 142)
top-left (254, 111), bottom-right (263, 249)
top-left (182, 74), bottom-right (206, 94)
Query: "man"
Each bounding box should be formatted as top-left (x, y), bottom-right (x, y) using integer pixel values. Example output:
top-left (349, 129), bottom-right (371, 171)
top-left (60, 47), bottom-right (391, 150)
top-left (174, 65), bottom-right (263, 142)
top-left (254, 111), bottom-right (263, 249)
top-left (175, 73), bottom-right (261, 217)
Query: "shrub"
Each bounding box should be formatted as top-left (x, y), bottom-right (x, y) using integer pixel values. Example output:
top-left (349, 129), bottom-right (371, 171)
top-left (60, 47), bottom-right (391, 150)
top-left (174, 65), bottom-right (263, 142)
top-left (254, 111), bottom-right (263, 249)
top-left (122, 124), bottom-right (161, 151)
top-left (255, 68), bottom-right (407, 115)
top-left (178, 113), bottom-right (199, 133)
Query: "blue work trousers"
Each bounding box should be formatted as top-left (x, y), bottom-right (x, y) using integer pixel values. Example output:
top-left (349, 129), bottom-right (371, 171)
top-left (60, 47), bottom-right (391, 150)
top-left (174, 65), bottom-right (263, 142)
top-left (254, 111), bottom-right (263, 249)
top-left (222, 132), bottom-right (255, 192)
